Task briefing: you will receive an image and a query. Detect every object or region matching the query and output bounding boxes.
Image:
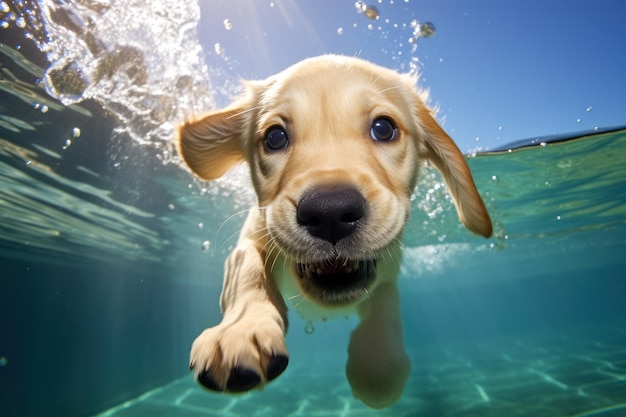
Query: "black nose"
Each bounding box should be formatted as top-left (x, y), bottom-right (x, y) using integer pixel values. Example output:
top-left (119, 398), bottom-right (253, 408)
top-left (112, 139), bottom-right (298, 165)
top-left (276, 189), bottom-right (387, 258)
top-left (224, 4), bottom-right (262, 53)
top-left (296, 185), bottom-right (366, 245)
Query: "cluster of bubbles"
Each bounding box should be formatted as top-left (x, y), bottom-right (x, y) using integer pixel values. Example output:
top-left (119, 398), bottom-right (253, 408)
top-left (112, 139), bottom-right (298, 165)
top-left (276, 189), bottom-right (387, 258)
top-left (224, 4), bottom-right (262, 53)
top-left (352, 1), bottom-right (436, 60)
top-left (62, 127), bottom-right (81, 150)
top-left (0, 1), bottom-right (28, 29)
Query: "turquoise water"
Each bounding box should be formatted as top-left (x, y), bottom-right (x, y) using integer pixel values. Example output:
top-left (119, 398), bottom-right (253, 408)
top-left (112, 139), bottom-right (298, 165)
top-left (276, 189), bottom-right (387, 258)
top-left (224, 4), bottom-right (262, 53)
top-left (2, 3), bottom-right (626, 417)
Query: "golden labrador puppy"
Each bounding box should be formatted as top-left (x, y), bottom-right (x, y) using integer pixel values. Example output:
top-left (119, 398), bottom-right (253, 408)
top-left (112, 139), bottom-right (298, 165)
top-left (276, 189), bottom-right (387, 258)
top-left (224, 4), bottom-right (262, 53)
top-left (177, 55), bottom-right (492, 409)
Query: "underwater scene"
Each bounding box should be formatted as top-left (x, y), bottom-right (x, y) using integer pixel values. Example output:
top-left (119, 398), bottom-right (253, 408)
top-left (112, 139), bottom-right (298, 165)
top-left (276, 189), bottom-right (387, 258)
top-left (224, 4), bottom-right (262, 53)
top-left (1, 1), bottom-right (625, 416)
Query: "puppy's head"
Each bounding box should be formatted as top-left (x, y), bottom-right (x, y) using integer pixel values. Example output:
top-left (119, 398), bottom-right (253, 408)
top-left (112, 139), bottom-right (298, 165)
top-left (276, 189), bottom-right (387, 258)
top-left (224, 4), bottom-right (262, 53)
top-left (177, 55), bottom-right (492, 306)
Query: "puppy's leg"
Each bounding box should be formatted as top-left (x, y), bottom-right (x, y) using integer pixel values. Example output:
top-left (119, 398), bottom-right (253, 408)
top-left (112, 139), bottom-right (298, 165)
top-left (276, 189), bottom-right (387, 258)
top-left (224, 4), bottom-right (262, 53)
top-left (346, 281), bottom-right (410, 409)
top-left (190, 208), bottom-right (289, 392)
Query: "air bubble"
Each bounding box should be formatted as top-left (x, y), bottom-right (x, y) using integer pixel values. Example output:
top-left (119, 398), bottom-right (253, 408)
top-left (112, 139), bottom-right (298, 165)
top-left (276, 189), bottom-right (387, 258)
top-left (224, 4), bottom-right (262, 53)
top-left (214, 43), bottom-right (223, 55)
top-left (198, 223), bottom-right (204, 229)
top-left (72, 127), bottom-right (81, 137)
top-left (63, 139), bottom-right (72, 149)
top-left (355, 2), bottom-right (379, 20)
top-left (202, 240), bottom-right (210, 251)
top-left (337, 27), bottom-right (343, 35)
top-left (43, 59), bottom-right (91, 105)
top-left (223, 19), bottom-right (232, 30)
top-left (363, 6), bottom-right (379, 20)
top-left (420, 21), bottom-right (436, 37)
top-left (305, 321), bottom-right (314, 334)
top-left (0, 2), bottom-right (9, 13)
top-left (409, 20), bottom-right (436, 45)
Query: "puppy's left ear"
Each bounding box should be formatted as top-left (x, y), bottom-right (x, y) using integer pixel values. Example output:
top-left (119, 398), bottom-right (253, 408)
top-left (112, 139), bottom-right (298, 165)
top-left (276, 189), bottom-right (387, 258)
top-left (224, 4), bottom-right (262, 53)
top-left (416, 105), bottom-right (493, 238)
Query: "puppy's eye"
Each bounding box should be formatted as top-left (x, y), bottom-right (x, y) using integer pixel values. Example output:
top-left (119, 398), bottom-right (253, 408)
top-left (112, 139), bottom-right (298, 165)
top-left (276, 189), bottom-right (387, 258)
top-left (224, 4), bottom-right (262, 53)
top-left (264, 126), bottom-right (289, 151)
top-left (370, 118), bottom-right (397, 142)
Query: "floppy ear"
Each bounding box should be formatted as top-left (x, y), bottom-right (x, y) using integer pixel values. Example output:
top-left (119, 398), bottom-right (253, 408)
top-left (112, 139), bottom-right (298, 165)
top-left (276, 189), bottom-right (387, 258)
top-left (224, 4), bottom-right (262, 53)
top-left (417, 105), bottom-right (493, 238)
top-left (176, 96), bottom-right (254, 181)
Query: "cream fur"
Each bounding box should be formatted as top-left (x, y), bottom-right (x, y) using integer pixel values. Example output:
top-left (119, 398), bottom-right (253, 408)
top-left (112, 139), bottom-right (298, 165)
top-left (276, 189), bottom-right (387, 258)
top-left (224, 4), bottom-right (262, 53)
top-left (177, 55), bottom-right (492, 408)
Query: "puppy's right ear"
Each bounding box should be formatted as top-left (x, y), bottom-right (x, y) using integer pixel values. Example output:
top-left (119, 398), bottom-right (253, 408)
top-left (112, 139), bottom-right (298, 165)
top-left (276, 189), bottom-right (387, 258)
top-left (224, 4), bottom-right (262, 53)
top-left (176, 94), bottom-right (255, 181)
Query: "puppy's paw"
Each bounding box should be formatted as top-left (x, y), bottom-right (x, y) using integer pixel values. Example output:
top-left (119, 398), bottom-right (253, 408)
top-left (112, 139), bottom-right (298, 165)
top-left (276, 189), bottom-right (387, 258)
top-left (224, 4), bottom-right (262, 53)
top-left (190, 316), bottom-right (289, 393)
top-left (346, 320), bottom-right (410, 408)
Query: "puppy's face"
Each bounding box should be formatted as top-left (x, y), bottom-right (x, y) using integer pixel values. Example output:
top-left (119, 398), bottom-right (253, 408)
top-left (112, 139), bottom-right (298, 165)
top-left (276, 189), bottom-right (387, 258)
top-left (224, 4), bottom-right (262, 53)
top-left (252, 60), bottom-right (423, 305)
top-left (177, 56), bottom-right (492, 307)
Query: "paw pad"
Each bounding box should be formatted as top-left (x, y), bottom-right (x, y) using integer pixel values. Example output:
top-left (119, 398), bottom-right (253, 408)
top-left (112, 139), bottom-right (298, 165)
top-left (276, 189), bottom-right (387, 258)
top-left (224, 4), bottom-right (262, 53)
top-left (195, 353), bottom-right (289, 393)
top-left (267, 354), bottom-right (289, 381)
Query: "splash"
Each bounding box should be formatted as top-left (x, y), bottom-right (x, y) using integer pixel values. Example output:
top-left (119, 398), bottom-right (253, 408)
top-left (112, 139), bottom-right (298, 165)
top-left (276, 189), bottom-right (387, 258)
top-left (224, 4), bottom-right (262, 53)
top-left (23, 1), bottom-right (213, 158)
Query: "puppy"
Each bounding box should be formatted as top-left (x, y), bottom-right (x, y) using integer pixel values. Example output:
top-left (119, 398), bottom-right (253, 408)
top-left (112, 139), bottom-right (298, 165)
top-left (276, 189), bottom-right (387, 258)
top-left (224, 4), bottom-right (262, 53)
top-left (176, 55), bottom-right (492, 409)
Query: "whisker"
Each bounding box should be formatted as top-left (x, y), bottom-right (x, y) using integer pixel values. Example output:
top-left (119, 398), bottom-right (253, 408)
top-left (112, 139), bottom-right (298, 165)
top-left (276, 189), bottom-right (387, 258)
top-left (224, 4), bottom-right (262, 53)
top-left (261, 235), bottom-right (278, 271)
top-left (376, 84), bottom-right (404, 96)
top-left (293, 294), bottom-right (306, 308)
top-left (269, 245), bottom-right (281, 273)
top-left (387, 240), bottom-right (403, 267)
top-left (225, 105), bottom-right (263, 120)
top-left (219, 229), bottom-right (243, 250)
top-left (216, 208), bottom-right (252, 245)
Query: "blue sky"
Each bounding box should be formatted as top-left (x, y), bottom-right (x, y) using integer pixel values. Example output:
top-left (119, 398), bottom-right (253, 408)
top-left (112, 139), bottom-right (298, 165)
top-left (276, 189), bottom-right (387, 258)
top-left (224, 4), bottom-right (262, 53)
top-left (197, 0), bottom-right (626, 152)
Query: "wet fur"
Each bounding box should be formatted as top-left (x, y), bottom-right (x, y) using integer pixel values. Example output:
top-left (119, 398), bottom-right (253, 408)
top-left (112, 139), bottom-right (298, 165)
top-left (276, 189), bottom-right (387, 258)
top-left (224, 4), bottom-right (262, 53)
top-left (177, 55), bottom-right (492, 408)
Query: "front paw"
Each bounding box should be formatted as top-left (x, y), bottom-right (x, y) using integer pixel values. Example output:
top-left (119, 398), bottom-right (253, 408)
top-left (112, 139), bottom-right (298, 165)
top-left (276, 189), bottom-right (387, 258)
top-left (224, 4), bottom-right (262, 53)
top-left (190, 317), bottom-right (289, 393)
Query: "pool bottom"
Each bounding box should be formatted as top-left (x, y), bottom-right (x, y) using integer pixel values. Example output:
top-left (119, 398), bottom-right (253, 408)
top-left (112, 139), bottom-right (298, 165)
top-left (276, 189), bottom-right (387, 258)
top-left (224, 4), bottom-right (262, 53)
top-left (93, 325), bottom-right (626, 417)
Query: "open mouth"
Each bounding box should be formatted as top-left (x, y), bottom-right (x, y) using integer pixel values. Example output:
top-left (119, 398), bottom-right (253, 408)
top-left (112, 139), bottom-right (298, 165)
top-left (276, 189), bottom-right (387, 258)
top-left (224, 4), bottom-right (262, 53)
top-left (295, 257), bottom-right (377, 305)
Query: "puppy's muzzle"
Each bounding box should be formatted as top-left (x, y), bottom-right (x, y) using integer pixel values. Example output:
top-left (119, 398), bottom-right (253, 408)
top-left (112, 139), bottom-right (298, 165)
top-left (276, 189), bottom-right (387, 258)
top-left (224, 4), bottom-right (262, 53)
top-left (294, 185), bottom-right (376, 305)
